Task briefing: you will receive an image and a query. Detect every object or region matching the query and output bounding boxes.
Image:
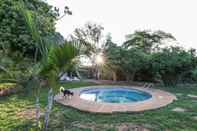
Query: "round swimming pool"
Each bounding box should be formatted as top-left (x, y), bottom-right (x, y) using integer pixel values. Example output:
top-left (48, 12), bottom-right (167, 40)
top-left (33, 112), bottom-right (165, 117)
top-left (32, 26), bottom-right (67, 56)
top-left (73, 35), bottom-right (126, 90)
top-left (80, 87), bottom-right (152, 103)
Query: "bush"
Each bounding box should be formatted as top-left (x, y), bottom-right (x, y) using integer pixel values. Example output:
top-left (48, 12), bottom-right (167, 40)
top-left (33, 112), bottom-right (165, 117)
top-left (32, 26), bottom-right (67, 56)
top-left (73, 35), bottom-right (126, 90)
top-left (151, 46), bottom-right (196, 86)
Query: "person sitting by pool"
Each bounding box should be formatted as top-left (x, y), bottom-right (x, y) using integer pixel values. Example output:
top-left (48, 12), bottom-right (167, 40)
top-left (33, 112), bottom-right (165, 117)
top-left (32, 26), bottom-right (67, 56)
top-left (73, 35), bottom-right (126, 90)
top-left (59, 86), bottom-right (74, 99)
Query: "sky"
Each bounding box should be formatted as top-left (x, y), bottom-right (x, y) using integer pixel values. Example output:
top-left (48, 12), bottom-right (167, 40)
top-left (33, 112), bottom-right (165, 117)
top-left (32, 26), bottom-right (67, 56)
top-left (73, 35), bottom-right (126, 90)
top-left (47, 0), bottom-right (197, 49)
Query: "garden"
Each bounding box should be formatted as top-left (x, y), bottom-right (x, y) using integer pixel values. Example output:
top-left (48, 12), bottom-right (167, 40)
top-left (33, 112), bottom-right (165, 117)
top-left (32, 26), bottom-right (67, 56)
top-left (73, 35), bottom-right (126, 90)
top-left (0, 0), bottom-right (197, 131)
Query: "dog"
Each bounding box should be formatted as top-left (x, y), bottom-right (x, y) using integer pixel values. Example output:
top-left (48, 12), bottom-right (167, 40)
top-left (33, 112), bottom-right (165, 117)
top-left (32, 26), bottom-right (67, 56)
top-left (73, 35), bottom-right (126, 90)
top-left (60, 86), bottom-right (74, 99)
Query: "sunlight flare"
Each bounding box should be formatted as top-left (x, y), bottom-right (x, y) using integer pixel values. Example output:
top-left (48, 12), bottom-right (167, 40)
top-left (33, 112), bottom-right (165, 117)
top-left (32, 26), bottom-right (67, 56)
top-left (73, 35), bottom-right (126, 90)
top-left (95, 54), bottom-right (104, 65)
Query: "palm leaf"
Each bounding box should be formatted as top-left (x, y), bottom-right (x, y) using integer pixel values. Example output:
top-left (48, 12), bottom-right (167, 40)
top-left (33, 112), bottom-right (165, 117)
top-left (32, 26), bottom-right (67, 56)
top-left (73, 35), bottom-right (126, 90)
top-left (17, 0), bottom-right (48, 59)
top-left (0, 65), bottom-right (12, 77)
top-left (40, 41), bottom-right (79, 77)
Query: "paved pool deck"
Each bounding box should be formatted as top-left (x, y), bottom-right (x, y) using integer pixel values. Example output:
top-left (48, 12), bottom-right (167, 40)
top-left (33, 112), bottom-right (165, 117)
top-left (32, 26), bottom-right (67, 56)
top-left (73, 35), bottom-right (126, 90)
top-left (54, 85), bottom-right (177, 113)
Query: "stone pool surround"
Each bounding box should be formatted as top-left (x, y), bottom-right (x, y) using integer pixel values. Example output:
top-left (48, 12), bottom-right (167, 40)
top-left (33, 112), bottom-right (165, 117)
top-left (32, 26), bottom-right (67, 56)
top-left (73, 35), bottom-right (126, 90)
top-left (54, 85), bottom-right (177, 113)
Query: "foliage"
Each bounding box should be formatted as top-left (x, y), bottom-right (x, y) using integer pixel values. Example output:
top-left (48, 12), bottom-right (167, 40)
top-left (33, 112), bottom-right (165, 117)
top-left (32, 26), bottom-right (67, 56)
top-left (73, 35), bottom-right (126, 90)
top-left (123, 30), bottom-right (176, 53)
top-left (0, 0), bottom-right (60, 58)
top-left (71, 22), bottom-right (104, 79)
top-left (151, 46), bottom-right (196, 85)
top-left (0, 50), bottom-right (35, 82)
top-left (17, 0), bottom-right (82, 129)
top-left (40, 41), bottom-right (80, 81)
top-left (104, 32), bottom-right (197, 84)
top-left (191, 68), bottom-right (197, 81)
top-left (72, 22), bottom-right (104, 56)
top-left (103, 36), bottom-right (123, 80)
top-left (17, 0), bottom-right (78, 84)
top-left (105, 47), bottom-right (149, 81)
top-left (121, 48), bottom-right (149, 81)
top-left (104, 35), bottom-right (151, 81)
top-left (105, 45), bottom-right (122, 69)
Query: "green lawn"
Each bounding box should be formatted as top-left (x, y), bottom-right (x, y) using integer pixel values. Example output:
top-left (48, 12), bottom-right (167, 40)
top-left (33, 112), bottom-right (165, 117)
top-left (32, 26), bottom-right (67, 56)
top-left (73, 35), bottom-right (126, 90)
top-left (0, 82), bottom-right (197, 131)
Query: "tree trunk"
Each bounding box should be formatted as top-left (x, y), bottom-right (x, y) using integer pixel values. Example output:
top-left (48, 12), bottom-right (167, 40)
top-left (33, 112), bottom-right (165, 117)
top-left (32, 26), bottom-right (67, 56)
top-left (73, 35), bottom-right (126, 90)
top-left (130, 71), bottom-right (136, 81)
top-left (75, 69), bottom-right (81, 80)
top-left (126, 75), bottom-right (130, 81)
top-left (33, 76), bottom-right (41, 128)
top-left (97, 67), bottom-right (100, 80)
top-left (161, 74), bottom-right (178, 86)
top-left (35, 96), bottom-right (40, 127)
top-left (44, 88), bottom-right (53, 130)
top-left (112, 71), bottom-right (117, 81)
top-left (126, 71), bottom-right (136, 82)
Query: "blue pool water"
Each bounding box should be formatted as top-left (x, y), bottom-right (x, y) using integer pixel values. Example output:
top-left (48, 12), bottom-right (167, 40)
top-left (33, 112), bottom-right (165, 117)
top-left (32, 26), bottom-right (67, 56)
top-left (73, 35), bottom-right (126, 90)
top-left (80, 87), bottom-right (152, 103)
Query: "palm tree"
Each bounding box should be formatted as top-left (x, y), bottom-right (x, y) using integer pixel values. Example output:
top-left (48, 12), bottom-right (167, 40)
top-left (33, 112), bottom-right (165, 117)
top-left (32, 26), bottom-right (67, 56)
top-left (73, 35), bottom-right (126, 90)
top-left (17, 1), bottom-right (81, 130)
top-left (40, 42), bottom-right (79, 130)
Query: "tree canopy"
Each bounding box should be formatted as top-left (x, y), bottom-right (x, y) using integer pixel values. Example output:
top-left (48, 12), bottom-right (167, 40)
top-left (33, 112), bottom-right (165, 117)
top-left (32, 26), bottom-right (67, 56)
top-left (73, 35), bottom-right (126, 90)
top-left (103, 30), bottom-right (197, 85)
top-left (123, 30), bottom-right (176, 53)
top-left (0, 0), bottom-right (61, 58)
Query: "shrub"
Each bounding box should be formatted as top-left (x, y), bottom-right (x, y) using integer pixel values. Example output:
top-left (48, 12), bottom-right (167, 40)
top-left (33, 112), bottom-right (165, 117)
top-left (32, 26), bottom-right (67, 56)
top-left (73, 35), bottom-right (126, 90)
top-left (151, 46), bottom-right (195, 85)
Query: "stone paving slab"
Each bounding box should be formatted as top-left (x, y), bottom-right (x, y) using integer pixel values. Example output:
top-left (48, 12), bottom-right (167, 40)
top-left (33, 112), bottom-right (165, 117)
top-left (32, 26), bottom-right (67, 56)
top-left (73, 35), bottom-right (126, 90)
top-left (54, 85), bottom-right (177, 113)
top-left (172, 107), bottom-right (187, 112)
top-left (187, 94), bottom-right (197, 99)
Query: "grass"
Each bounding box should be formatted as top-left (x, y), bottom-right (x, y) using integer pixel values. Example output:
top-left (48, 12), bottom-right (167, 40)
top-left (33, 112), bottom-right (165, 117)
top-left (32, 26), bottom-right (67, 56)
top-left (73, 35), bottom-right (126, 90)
top-left (0, 81), bottom-right (197, 131)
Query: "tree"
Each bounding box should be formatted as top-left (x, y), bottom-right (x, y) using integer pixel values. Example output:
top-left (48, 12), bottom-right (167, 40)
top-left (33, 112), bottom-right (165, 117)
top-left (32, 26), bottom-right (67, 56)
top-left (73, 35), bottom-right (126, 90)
top-left (151, 46), bottom-right (194, 85)
top-left (0, 0), bottom-right (60, 58)
top-left (104, 34), bottom-right (151, 81)
top-left (103, 33), bottom-right (116, 49)
top-left (123, 30), bottom-right (176, 53)
top-left (103, 35), bottom-right (123, 81)
top-left (71, 22), bottom-right (104, 79)
top-left (71, 22), bottom-right (104, 55)
top-left (18, 1), bottom-right (80, 129)
top-left (121, 48), bottom-right (149, 81)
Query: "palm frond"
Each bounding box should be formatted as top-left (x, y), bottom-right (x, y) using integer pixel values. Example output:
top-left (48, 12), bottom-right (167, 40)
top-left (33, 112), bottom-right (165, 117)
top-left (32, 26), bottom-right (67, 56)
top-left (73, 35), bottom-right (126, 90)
top-left (40, 42), bottom-right (79, 76)
top-left (17, 0), bottom-right (48, 58)
top-left (0, 65), bottom-right (12, 77)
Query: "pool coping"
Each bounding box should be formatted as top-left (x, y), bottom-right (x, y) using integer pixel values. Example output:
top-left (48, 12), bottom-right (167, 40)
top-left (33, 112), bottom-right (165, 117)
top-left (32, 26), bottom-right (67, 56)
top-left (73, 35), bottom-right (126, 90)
top-left (54, 85), bottom-right (177, 113)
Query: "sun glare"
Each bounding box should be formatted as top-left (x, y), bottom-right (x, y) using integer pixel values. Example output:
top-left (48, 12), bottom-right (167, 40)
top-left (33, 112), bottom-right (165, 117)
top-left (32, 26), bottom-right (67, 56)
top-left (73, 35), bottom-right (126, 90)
top-left (95, 54), bottom-right (104, 65)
